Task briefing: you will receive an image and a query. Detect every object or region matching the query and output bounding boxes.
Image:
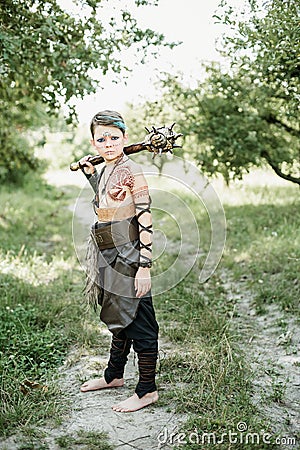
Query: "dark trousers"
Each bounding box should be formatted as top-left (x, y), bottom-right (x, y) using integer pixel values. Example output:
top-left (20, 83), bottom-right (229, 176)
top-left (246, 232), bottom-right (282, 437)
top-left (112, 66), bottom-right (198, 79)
top-left (104, 292), bottom-right (159, 398)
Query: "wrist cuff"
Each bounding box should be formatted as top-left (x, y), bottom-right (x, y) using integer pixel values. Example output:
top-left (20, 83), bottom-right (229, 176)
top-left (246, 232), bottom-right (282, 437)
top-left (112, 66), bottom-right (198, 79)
top-left (138, 261), bottom-right (152, 268)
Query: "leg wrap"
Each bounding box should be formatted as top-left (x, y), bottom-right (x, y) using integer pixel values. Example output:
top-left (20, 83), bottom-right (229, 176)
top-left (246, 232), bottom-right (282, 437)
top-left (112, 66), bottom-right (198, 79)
top-left (104, 332), bottom-right (132, 384)
top-left (135, 350), bottom-right (158, 398)
top-left (126, 295), bottom-right (159, 398)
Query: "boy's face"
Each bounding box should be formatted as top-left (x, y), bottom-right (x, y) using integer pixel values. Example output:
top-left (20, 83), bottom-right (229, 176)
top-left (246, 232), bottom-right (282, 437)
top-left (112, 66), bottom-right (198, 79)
top-left (91, 125), bottom-right (127, 163)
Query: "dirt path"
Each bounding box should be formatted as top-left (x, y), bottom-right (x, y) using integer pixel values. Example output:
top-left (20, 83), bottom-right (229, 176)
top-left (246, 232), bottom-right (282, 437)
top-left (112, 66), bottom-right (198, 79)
top-left (223, 271), bottom-right (300, 446)
top-left (48, 341), bottom-right (184, 449)
top-left (0, 342), bottom-right (184, 450)
top-left (1, 173), bottom-right (298, 449)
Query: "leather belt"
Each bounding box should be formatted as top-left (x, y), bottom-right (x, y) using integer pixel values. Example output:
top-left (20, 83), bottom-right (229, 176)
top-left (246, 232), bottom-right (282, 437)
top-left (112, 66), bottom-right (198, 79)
top-left (91, 217), bottom-right (139, 250)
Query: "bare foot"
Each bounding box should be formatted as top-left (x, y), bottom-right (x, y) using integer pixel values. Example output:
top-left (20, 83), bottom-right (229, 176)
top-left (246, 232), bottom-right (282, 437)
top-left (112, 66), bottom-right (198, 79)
top-left (80, 377), bottom-right (124, 393)
top-left (112, 391), bottom-right (159, 412)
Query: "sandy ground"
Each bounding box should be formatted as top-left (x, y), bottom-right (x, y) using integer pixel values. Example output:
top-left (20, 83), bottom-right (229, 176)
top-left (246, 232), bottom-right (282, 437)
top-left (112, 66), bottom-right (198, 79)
top-left (0, 341), bottom-right (185, 450)
top-left (1, 169), bottom-right (298, 449)
top-left (223, 272), bottom-right (300, 447)
top-left (50, 342), bottom-right (185, 449)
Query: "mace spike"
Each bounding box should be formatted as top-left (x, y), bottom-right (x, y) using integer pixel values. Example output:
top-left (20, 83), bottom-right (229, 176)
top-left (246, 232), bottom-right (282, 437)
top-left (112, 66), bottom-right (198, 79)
top-left (174, 133), bottom-right (183, 140)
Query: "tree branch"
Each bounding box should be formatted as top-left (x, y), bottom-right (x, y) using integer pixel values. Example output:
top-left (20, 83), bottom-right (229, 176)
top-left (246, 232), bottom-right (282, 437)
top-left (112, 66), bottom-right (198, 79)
top-left (261, 150), bottom-right (300, 185)
top-left (262, 114), bottom-right (300, 138)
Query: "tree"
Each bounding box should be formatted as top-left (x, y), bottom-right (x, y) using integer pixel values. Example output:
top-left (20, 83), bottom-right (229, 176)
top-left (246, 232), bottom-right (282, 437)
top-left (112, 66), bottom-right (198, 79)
top-left (0, 0), bottom-right (173, 182)
top-left (144, 0), bottom-right (300, 184)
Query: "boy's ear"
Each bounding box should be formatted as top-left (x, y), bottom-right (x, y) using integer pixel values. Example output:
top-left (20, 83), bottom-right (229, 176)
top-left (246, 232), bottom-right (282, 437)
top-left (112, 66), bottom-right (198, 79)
top-left (123, 133), bottom-right (128, 143)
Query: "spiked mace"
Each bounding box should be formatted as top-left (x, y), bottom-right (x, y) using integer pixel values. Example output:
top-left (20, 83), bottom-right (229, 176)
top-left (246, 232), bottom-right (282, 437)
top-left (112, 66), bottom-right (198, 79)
top-left (70, 123), bottom-right (182, 171)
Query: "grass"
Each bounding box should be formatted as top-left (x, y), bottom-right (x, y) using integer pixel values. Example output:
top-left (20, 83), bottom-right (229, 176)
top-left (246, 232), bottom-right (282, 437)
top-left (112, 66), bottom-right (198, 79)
top-left (54, 430), bottom-right (114, 450)
top-left (1, 430), bottom-right (113, 450)
top-left (221, 183), bottom-right (300, 315)
top-left (0, 170), bottom-right (299, 449)
top-left (0, 175), bottom-right (108, 442)
top-left (150, 174), bottom-right (299, 449)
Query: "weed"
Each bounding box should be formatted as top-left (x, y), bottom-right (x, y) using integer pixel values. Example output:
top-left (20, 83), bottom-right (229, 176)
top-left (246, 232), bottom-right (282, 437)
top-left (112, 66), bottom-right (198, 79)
top-left (55, 430), bottom-right (114, 449)
top-left (220, 184), bottom-right (300, 315)
top-left (269, 379), bottom-right (287, 404)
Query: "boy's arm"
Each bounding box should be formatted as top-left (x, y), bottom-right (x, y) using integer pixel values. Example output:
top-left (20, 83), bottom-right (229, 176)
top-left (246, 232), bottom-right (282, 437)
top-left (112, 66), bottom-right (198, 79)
top-left (132, 170), bottom-right (153, 268)
top-left (83, 170), bottom-right (99, 194)
top-left (78, 156), bottom-right (102, 195)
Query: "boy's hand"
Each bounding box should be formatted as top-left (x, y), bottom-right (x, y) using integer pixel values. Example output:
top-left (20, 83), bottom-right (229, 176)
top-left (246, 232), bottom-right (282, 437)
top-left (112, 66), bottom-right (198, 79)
top-left (79, 155), bottom-right (95, 174)
top-left (134, 267), bottom-right (151, 298)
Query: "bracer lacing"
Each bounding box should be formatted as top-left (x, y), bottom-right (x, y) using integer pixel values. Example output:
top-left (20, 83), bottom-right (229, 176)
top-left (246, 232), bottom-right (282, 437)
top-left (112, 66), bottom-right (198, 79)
top-left (135, 201), bottom-right (153, 263)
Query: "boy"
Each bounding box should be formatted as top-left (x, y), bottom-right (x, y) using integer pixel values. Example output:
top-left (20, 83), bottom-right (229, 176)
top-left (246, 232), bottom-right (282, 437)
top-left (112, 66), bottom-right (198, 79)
top-left (78, 110), bottom-right (159, 413)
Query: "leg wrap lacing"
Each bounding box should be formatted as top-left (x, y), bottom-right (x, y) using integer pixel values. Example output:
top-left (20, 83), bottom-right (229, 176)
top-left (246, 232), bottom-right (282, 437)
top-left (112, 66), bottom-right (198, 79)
top-left (104, 333), bottom-right (132, 384)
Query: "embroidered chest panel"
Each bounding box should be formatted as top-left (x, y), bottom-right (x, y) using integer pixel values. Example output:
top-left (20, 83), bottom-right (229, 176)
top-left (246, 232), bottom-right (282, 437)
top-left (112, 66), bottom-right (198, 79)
top-left (105, 165), bottom-right (135, 202)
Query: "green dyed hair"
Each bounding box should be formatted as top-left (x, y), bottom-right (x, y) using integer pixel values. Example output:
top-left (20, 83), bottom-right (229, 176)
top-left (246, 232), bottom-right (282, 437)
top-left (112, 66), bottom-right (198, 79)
top-left (90, 110), bottom-right (126, 138)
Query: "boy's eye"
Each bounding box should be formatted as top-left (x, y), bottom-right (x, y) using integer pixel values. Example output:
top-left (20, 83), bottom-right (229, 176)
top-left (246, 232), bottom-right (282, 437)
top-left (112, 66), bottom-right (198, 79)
top-left (96, 136), bottom-right (119, 143)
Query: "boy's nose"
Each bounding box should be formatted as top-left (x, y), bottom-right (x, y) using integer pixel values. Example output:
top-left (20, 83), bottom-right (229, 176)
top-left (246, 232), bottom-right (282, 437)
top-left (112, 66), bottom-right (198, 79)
top-left (105, 139), bottom-right (112, 147)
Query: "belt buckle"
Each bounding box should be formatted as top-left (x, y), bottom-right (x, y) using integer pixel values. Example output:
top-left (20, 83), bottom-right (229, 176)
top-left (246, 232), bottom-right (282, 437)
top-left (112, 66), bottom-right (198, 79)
top-left (93, 229), bottom-right (104, 243)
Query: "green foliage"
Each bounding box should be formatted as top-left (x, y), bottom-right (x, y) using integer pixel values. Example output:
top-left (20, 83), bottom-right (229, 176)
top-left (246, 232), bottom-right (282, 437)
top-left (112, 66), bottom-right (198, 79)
top-left (173, 65), bottom-right (299, 184)
top-left (0, 180), bottom-right (102, 436)
top-left (222, 183), bottom-right (300, 315)
top-left (0, 302), bottom-right (69, 377)
top-left (219, 0), bottom-right (300, 116)
top-left (134, 0), bottom-right (300, 184)
top-left (0, 0), bottom-right (173, 183)
top-left (153, 175), bottom-right (299, 448)
top-left (1, 0), bottom-right (167, 111)
top-left (210, 0), bottom-right (300, 183)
